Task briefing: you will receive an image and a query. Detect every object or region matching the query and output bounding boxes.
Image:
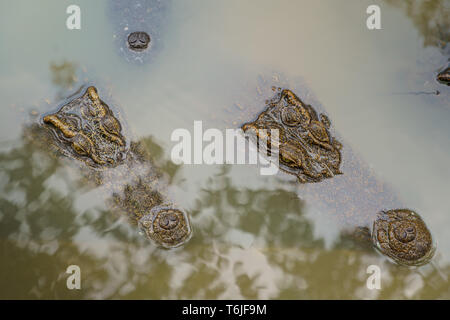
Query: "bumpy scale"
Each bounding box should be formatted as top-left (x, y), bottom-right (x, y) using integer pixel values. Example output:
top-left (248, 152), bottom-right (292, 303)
top-left (42, 86), bottom-right (192, 248)
top-left (242, 88), bottom-right (342, 183)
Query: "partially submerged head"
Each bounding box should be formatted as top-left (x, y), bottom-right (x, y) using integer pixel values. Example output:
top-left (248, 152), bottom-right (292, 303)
top-left (372, 209), bottom-right (435, 266)
top-left (241, 87), bottom-right (342, 183)
top-left (138, 204), bottom-right (192, 248)
top-left (42, 86), bottom-right (127, 168)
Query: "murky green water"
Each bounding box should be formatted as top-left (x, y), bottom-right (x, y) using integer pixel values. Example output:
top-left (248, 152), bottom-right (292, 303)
top-left (0, 0), bottom-right (449, 299)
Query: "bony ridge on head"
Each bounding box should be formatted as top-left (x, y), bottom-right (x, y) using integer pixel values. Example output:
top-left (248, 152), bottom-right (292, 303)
top-left (138, 204), bottom-right (192, 249)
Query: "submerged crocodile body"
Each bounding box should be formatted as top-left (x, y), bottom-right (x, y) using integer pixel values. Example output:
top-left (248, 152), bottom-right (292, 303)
top-left (42, 86), bottom-right (192, 248)
top-left (241, 86), bottom-right (435, 266)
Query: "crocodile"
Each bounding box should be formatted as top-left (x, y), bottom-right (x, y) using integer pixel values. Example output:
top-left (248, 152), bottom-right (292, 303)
top-left (382, 0), bottom-right (450, 88)
top-left (241, 84), bottom-right (435, 266)
top-left (41, 86), bottom-right (192, 248)
top-left (437, 66), bottom-right (450, 86)
top-left (108, 0), bottom-right (169, 64)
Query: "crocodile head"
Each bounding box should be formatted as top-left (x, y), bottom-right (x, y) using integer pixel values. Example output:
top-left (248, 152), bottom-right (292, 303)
top-left (42, 86), bottom-right (127, 168)
top-left (372, 209), bottom-right (435, 266)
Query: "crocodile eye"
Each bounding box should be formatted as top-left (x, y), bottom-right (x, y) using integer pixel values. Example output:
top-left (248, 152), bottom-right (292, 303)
top-left (102, 115), bottom-right (121, 135)
top-left (72, 141), bottom-right (87, 155)
top-left (437, 67), bottom-right (450, 85)
top-left (71, 135), bottom-right (91, 156)
top-left (281, 106), bottom-right (302, 127)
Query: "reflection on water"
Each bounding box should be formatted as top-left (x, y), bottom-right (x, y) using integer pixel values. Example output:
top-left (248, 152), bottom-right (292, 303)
top-left (0, 124), bottom-right (448, 298)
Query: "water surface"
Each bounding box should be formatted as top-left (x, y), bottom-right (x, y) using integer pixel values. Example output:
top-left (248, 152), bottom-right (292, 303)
top-left (0, 0), bottom-right (449, 299)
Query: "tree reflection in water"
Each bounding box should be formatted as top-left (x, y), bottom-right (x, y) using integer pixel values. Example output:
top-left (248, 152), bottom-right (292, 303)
top-left (0, 123), bottom-right (448, 299)
top-left (383, 0), bottom-right (449, 48)
top-left (382, 0), bottom-right (449, 100)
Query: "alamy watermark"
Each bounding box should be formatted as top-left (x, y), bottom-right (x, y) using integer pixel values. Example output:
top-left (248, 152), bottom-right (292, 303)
top-left (170, 121), bottom-right (280, 176)
top-left (66, 5), bottom-right (81, 30)
top-left (66, 4), bottom-right (380, 31)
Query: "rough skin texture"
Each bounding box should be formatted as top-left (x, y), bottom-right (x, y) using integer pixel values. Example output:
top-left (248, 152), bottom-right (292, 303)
top-left (42, 86), bottom-right (192, 248)
top-left (372, 209), bottom-right (435, 266)
top-left (242, 87), bottom-right (342, 183)
top-left (43, 87), bottom-right (127, 167)
top-left (108, 0), bottom-right (168, 64)
top-left (241, 86), bottom-right (435, 266)
top-left (139, 205), bottom-right (192, 249)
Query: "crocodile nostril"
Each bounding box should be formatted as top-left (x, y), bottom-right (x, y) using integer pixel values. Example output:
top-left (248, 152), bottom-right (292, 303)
top-left (128, 33), bottom-right (138, 43)
top-left (127, 31), bottom-right (150, 51)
